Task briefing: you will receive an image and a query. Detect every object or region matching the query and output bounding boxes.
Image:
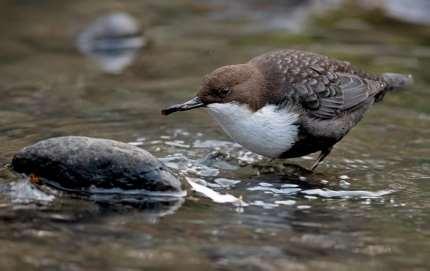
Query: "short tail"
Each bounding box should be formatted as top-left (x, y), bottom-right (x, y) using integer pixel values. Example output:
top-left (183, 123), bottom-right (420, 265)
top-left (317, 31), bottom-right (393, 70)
top-left (382, 73), bottom-right (413, 90)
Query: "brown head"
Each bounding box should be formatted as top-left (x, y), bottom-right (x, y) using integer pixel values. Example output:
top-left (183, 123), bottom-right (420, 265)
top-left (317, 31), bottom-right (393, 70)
top-left (161, 63), bottom-right (267, 115)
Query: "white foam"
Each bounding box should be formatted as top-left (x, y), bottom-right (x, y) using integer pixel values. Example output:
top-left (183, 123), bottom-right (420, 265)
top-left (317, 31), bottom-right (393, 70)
top-left (302, 189), bottom-right (394, 199)
top-left (8, 180), bottom-right (55, 203)
top-left (186, 177), bottom-right (247, 206)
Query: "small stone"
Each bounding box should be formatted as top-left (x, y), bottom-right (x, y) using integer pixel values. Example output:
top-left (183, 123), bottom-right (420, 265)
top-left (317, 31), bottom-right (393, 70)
top-left (339, 179), bottom-right (351, 188)
top-left (213, 178), bottom-right (241, 188)
top-left (77, 12), bottom-right (145, 74)
top-left (281, 184), bottom-right (299, 188)
top-left (275, 200), bottom-right (296, 206)
top-left (11, 136), bottom-right (183, 195)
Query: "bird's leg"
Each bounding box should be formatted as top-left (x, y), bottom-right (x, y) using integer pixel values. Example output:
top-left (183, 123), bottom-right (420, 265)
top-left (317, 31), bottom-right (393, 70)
top-left (311, 147), bottom-right (333, 171)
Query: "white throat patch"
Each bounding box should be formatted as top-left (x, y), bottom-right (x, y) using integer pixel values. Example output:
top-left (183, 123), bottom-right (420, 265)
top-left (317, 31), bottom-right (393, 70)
top-left (207, 103), bottom-right (299, 158)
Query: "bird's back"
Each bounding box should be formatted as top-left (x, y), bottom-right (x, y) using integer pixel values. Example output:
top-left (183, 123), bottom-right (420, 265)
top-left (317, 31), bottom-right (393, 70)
top-left (249, 50), bottom-right (391, 121)
top-left (247, 49), bottom-right (411, 157)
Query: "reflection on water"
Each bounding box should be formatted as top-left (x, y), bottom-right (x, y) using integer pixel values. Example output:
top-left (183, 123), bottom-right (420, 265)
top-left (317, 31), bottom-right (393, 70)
top-left (0, 0), bottom-right (429, 270)
top-left (2, 176), bottom-right (185, 223)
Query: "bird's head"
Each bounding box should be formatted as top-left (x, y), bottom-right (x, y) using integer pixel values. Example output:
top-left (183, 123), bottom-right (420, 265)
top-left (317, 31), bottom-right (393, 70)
top-left (161, 64), bottom-right (266, 115)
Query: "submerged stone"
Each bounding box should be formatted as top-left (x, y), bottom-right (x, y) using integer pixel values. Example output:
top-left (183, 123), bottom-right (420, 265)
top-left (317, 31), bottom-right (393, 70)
top-left (11, 136), bottom-right (183, 196)
top-left (76, 12), bottom-right (145, 74)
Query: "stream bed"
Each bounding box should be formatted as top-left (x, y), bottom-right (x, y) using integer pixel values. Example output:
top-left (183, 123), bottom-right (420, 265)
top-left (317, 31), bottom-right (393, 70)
top-left (0, 1), bottom-right (429, 270)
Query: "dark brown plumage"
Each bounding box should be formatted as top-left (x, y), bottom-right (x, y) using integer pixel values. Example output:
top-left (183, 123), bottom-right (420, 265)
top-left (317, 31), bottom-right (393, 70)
top-left (162, 49), bottom-right (413, 170)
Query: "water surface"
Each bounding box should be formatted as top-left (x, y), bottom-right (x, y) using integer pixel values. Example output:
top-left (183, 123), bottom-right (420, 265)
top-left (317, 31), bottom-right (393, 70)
top-left (0, 1), bottom-right (429, 270)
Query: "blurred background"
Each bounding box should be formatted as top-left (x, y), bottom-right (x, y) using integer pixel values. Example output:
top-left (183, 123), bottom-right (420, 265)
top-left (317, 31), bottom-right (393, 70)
top-left (0, 1), bottom-right (429, 270)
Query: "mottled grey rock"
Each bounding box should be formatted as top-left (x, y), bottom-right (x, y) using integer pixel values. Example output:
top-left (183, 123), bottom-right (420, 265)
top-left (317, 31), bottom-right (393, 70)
top-left (11, 136), bottom-right (183, 195)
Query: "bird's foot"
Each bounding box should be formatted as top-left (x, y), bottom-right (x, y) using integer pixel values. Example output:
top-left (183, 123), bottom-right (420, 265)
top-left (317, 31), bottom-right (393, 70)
top-left (29, 173), bottom-right (41, 185)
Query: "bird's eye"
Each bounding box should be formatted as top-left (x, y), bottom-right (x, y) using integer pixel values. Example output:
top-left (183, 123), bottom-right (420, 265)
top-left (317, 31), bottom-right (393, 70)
top-left (217, 87), bottom-right (231, 98)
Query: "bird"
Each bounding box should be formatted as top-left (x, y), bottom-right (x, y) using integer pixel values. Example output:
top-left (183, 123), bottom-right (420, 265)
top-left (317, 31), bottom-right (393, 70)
top-left (162, 49), bottom-right (413, 170)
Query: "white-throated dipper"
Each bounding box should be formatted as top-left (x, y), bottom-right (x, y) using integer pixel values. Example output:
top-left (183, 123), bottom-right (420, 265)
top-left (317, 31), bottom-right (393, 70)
top-left (162, 49), bottom-right (413, 170)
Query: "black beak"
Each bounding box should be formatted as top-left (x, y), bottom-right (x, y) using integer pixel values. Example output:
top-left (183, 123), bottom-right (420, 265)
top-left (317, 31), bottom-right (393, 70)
top-left (161, 97), bottom-right (205, 115)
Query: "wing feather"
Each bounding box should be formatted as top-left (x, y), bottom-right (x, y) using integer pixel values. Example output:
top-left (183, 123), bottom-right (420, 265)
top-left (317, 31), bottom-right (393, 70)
top-left (251, 50), bottom-right (386, 120)
top-left (294, 72), bottom-right (383, 119)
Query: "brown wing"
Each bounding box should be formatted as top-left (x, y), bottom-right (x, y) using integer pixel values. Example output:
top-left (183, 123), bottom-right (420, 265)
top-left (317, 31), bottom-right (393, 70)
top-left (250, 49), bottom-right (386, 119)
top-left (294, 70), bottom-right (385, 119)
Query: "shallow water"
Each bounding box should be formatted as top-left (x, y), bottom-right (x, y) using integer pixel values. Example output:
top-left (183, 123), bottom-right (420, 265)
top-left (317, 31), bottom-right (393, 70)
top-left (0, 1), bottom-right (429, 270)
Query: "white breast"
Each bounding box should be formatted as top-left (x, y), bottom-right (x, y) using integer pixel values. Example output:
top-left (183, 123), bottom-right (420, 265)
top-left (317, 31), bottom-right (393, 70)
top-left (207, 103), bottom-right (299, 158)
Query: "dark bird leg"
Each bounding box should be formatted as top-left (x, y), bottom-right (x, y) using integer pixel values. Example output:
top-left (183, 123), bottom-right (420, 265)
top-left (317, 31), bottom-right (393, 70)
top-left (311, 147), bottom-right (333, 171)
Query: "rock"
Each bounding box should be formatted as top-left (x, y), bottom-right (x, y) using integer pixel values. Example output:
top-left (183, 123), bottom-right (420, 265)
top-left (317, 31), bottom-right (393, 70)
top-left (11, 136), bottom-right (183, 196)
top-left (76, 12), bottom-right (145, 74)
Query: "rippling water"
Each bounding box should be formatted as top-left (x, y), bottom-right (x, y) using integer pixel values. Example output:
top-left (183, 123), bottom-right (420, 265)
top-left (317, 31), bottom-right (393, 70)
top-left (0, 1), bottom-right (429, 270)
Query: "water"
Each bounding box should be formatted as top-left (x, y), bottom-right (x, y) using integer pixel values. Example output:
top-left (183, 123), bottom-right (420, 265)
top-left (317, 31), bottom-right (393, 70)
top-left (0, 1), bottom-right (429, 270)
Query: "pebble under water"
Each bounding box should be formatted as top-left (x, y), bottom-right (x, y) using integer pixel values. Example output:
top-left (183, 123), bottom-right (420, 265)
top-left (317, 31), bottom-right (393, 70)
top-left (0, 1), bottom-right (429, 270)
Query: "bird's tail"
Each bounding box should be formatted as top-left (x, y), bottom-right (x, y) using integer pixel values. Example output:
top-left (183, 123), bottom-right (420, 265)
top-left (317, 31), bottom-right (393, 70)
top-left (382, 73), bottom-right (413, 91)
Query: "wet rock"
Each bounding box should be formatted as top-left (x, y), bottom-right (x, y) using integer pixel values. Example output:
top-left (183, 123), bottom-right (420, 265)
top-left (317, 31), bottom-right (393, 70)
top-left (11, 136), bottom-right (183, 196)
